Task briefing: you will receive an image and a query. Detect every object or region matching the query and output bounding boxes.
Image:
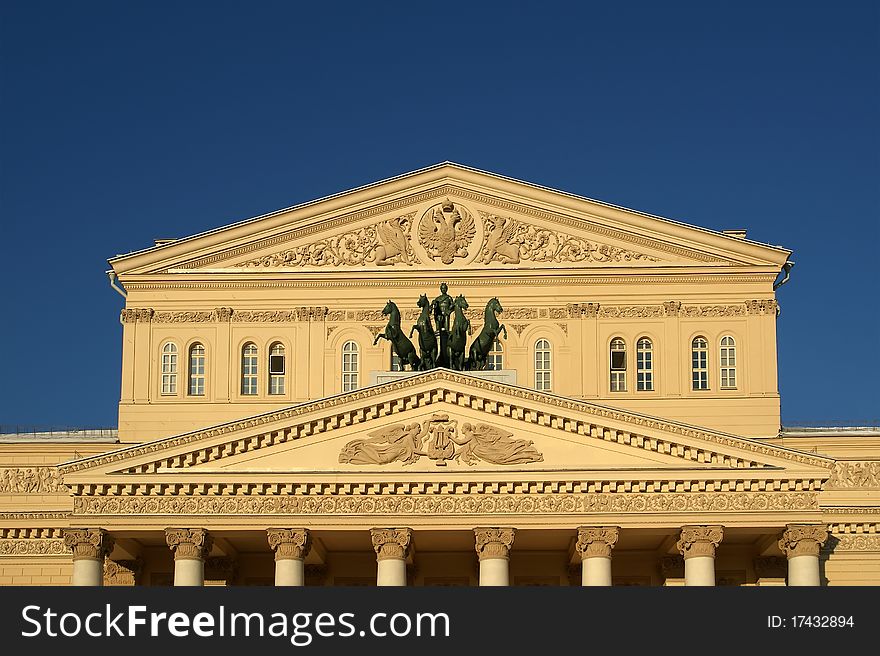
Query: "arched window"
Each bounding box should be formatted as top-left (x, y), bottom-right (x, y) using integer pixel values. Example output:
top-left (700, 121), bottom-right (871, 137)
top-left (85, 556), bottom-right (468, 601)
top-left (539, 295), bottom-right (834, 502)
top-left (241, 343), bottom-right (258, 395)
top-left (161, 343), bottom-right (178, 395)
top-left (636, 337), bottom-right (653, 391)
top-left (720, 336), bottom-right (736, 389)
top-left (188, 343), bottom-right (205, 396)
top-left (692, 337), bottom-right (709, 390)
top-left (342, 341), bottom-right (359, 392)
top-left (610, 338), bottom-right (626, 392)
top-left (269, 342), bottom-right (285, 395)
top-left (487, 340), bottom-right (503, 370)
top-left (534, 339), bottom-right (551, 391)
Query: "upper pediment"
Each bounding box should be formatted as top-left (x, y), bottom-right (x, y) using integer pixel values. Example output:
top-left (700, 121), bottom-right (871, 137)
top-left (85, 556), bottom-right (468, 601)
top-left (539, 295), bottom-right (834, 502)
top-left (109, 163), bottom-right (790, 277)
top-left (61, 370), bottom-right (830, 485)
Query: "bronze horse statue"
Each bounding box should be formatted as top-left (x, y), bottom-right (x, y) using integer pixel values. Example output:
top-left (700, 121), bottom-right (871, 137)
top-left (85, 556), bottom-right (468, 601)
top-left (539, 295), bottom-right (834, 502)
top-left (447, 295), bottom-right (471, 371)
top-left (374, 300), bottom-right (420, 370)
top-left (467, 297), bottom-right (507, 371)
top-left (409, 294), bottom-right (438, 370)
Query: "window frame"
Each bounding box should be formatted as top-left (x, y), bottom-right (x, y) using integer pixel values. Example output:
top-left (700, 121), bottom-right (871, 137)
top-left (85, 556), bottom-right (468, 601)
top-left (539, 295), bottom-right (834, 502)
top-left (719, 335), bottom-right (737, 390)
top-left (534, 338), bottom-right (551, 391)
top-left (691, 336), bottom-right (709, 391)
top-left (241, 342), bottom-right (258, 396)
top-left (487, 339), bottom-right (504, 371)
top-left (268, 342), bottom-right (286, 395)
top-left (342, 340), bottom-right (359, 392)
top-left (636, 337), bottom-right (654, 392)
top-left (160, 342), bottom-right (178, 396)
top-left (188, 342), bottom-right (206, 397)
top-left (610, 337), bottom-right (627, 392)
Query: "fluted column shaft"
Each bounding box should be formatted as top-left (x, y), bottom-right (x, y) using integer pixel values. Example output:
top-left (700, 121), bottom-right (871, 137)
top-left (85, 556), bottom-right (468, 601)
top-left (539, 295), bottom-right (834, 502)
top-left (779, 524), bottom-right (828, 586)
top-left (166, 528), bottom-right (212, 586)
top-left (677, 525), bottom-right (723, 587)
top-left (475, 527), bottom-right (516, 586)
top-left (576, 527), bottom-right (619, 586)
top-left (371, 528), bottom-right (412, 586)
top-left (268, 529), bottom-right (311, 586)
top-left (63, 529), bottom-right (114, 586)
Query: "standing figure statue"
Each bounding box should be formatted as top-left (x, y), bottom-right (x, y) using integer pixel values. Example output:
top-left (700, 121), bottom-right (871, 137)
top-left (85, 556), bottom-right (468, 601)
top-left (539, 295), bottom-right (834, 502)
top-left (374, 300), bottom-right (420, 370)
top-left (447, 295), bottom-right (471, 371)
top-left (409, 294), bottom-right (438, 370)
top-left (467, 297), bottom-right (508, 371)
top-left (431, 282), bottom-right (455, 367)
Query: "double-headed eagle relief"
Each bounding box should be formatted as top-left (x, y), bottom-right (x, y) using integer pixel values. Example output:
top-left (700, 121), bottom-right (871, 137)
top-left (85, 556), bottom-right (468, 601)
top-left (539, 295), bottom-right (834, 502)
top-left (373, 283), bottom-right (506, 373)
top-left (418, 199), bottom-right (477, 265)
top-left (338, 414), bottom-right (544, 467)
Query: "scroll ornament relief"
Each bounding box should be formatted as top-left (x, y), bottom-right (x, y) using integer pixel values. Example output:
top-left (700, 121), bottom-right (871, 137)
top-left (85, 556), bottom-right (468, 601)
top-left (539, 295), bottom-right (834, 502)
top-left (478, 212), bottom-right (659, 265)
top-left (0, 467), bottom-right (64, 493)
top-left (338, 413), bottom-right (544, 467)
top-left (235, 213), bottom-right (419, 268)
top-left (418, 200), bottom-right (476, 264)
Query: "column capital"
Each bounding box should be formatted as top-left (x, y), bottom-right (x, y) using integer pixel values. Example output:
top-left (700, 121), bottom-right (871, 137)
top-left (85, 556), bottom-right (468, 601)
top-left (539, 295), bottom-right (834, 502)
top-left (778, 524), bottom-right (829, 558)
top-left (575, 526), bottom-right (620, 558)
top-left (370, 528), bottom-right (413, 561)
top-left (676, 525), bottom-right (723, 559)
top-left (165, 528), bottom-right (213, 561)
top-left (63, 528), bottom-right (114, 561)
top-left (267, 528), bottom-right (311, 561)
top-left (474, 527), bottom-right (516, 561)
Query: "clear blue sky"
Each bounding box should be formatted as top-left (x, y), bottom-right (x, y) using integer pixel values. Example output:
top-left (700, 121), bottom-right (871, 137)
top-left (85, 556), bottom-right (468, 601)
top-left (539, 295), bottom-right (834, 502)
top-left (1, 1), bottom-right (877, 430)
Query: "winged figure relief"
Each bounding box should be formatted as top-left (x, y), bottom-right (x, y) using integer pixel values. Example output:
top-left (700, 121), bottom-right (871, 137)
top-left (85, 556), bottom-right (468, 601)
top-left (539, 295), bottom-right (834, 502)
top-left (481, 214), bottom-right (522, 264)
top-left (373, 216), bottom-right (415, 266)
top-left (418, 199), bottom-right (476, 264)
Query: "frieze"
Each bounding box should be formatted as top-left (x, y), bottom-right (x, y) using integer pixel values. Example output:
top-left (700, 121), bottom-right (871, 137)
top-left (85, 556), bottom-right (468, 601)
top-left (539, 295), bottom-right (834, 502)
top-left (0, 538), bottom-right (67, 556)
top-left (681, 304), bottom-right (747, 318)
top-left (0, 467), bottom-right (64, 493)
top-left (598, 305), bottom-right (663, 319)
top-left (235, 214), bottom-right (420, 268)
top-left (829, 535), bottom-right (880, 552)
top-left (566, 303), bottom-right (600, 318)
top-left (746, 299), bottom-right (778, 315)
top-left (153, 310), bottom-right (216, 323)
top-left (827, 461), bottom-right (880, 488)
top-left (478, 212), bottom-right (659, 265)
top-left (119, 308), bottom-right (154, 323)
top-left (72, 492), bottom-right (819, 516)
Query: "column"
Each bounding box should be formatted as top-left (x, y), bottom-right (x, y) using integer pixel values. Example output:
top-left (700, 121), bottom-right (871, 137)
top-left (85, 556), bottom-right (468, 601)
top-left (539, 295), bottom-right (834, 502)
top-left (575, 526), bottom-right (619, 586)
top-left (165, 528), bottom-right (212, 586)
top-left (474, 527), bottom-right (516, 586)
top-left (63, 528), bottom-right (114, 586)
top-left (371, 528), bottom-right (412, 586)
top-left (267, 529), bottom-right (311, 586)
top-left (778, 524), bottom-right (828, 586)
top-left (677, 525), bottom-right (723, 586)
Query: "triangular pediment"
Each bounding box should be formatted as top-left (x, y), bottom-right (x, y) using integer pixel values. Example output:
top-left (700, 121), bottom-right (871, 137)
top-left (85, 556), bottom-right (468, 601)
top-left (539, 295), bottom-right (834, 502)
top-left (109, 163), bottom-right (789, 277)
top-left (61, 371), bottom-right (829, 486)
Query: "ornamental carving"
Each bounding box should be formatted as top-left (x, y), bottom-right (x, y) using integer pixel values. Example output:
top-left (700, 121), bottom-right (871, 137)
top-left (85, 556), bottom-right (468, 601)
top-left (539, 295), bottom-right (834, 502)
top-left (598, 305), bottom-right (663, 318)
top-left (474, 527), bottom-right (516, 560)
top-left (63, 528), bottom-right (114, 561)
top-left (214, 306), bottom-right (233, 322)
top-left (0, 467), bottom-right (63, 493)
top-left (566, 303), bottom-right (600, 318)
top-left (676, 525), bottom-right (723, 559)
top-left (419, 200), bottom-right (476, 264)
top-left (575, 526), bottom-right (620, 559)
top-left (165, 528), bottom-right (213, 560)
top-left (267, 528), bottom-right (311, 561)
top-left (232, 310), bottom-right (297, 323)
top-left (778, 524), bottom-right (828, 558)
top-left (120, 308), bottom-right (154, 323)
top-left (153, 310), bottom-right (216, 323)
top-left (236, 214), bottom-right (419, 268)
top-left (510, 323), bottom-right (528, 336)
top-left (104, 558), bottom-right (142, 586)
top-left (338, 414), bottom-right (543, 467)
top-left (828, 461), bottom-right (880, 488)
top-left (746, 299), bottom-right (778, 315)
top-left (659, 555), bottom-right (684, 578)
top-left (370, 528), bottom-right (413, 560)
top-left (0, 539), bottom-right (66, 555)
top-left (681, 304), bottom-right (747, 317)
top-left (663, 301), bottom-right (681, 317)
top-left (478, 212), bottom-right (658, 265)
top-left (831, 535), bottom-right (880, 552)
top-left (73, 492), bottom-right (818, 516)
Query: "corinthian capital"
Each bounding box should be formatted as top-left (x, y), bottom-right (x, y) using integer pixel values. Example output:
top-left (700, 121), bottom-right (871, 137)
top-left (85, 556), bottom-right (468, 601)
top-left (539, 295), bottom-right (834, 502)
top-left (576, 526), bottom-right (620, 559)
top-left (63, 528), bottom-right (114, 561)
top-left (474, 527), bottom-right (516, 561)
top-left (676, 525), bottom-right (723, 559)
top-left (778, 524), bottom-right (829, 558)
top-left (267, 528), bottom-right (311, 561)
top-left (370, 528), bottom-right (413, 561)
top-left (165, 528), bottom-right (213, 561)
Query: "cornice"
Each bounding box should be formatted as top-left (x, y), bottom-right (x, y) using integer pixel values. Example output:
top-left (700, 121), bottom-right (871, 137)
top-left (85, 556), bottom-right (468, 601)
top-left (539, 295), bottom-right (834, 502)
top-left (59, 370), bottom-right (832, 477)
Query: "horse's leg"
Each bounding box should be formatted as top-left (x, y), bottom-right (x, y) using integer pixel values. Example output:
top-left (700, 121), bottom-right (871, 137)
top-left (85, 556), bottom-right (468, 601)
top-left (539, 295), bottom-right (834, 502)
top-left (373, 333), bottom-right (385, 346)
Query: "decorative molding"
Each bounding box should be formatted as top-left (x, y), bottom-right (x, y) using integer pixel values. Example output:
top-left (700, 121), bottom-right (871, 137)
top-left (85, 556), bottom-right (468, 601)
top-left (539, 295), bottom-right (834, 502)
top-left (566, 303), bottom-right (600, 318)
top-left (778, 524), bottom-right (828, 558)
top-left (663, 301), bottom-right (681, 317)
top-left (474, 527), bottom-right (515, 560)
top-left (120, 308), bottom-right (154, 323)
top-left (267, 528), bottom-right (311, 561)
top-left (72, 491), bottom-right (819, 517)
top-left (676, 525), bottom-right (723, 559)
top-left (0, 467), bottom-right (64, 493)
top-left (104, 558), bottom-right (142, 586)
top-left (746, 299), bottom-right (778, 316)
top-left (478, 212), bottom-right (658, 265)
top-left (370, 528), bottom-right (413, 560)
top-left (165, 528), bottom-right (212, 560)
top-left (0, 512), bottom-right (71, 521)
top-left (828, 461), bottom-right (880, 488)
top-left (575, 526), bottom-right (620, 559)
top-left (338, 415), bottom-right (543, 467)
top-left (0, 528), bottom-right (64, 539)
top-left (556, 322), bottom-right (569, 335)
top-left (659, 555), bottom-right (684, 578)
top-left (681, 304), bottom-right (747, 318)
top-left (153, 310), bottom-right (216, 323)
top-left (419, 201), bottom-right (476, 264)
top-left (62, 528), bottom-right (114, 561)
top-left (0, 538), bottom-right (67, 556)
top-left (830, 535), bottom-right (880, 552)
top-left (598, 305), bottom-right (663, 318)
top-left (510, 323), bottom-right (528, 336)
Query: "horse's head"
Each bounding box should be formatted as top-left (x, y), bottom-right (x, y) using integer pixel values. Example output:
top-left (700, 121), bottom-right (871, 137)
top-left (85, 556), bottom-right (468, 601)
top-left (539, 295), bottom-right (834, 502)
top-left (382, 300), bottom-right (395, 316)
top-left (454, 295), bottom-right (469, 310)
top-left (488, 297), bottom-right (503, 314)
top-left (417, 294), bottom-right (428, 308)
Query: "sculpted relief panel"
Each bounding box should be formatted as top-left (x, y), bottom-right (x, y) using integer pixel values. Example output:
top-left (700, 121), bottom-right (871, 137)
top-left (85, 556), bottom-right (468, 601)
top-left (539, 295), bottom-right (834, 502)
top-left (231, 200), bottom-right (658, 269)
top-left (338, 413), bottom-right (544, 467)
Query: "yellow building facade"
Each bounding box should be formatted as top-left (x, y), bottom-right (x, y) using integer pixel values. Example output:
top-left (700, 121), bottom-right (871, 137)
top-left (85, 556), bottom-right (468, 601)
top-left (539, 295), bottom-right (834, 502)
top-left (1, 163), bottom-right (877, 586)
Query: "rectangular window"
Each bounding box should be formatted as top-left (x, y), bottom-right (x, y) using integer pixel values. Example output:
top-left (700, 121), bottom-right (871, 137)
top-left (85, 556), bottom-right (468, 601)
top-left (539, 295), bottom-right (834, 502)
top-left (637, 350), bottom-right (653, 391)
